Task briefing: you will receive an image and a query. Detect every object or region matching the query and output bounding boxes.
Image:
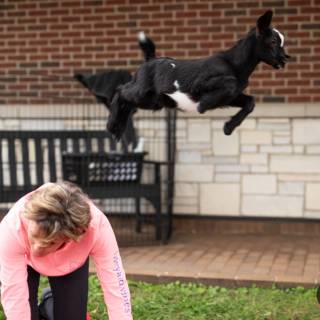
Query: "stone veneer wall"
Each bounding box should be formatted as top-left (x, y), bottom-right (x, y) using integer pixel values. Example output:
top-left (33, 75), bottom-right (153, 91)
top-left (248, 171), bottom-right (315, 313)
top-left (1, 103), bottom-right (320, 219)
top-left (174, 103), bottom-right (320, 219)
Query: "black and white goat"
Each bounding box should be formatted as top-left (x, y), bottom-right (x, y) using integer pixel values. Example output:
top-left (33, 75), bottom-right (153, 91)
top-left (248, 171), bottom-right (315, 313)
top-left (107, 10), bottom-right (290, 140)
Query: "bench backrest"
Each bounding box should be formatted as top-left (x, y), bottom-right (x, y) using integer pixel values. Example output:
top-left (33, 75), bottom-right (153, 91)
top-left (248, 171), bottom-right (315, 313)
top-left (0, 130), bottom-right (124, 200)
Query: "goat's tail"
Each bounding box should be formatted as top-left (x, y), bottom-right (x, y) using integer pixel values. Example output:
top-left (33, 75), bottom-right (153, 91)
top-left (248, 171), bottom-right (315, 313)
top-left (138, 31), bottom-right (156, 61)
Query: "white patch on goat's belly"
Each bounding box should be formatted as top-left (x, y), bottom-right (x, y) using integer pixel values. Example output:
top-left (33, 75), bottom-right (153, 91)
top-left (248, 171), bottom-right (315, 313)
top-left (166, 90), bottom-right (199, 112)
top-left (273, 28), bottom-right (284, 47)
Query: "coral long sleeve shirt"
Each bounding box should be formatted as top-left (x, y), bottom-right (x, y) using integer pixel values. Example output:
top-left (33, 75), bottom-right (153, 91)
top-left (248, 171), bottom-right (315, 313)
top-left (0, 186), bottom-right (132, 320)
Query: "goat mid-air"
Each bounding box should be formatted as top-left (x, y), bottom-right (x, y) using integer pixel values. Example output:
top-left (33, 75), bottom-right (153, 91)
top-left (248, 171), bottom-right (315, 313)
top-left (107, 10), bottom-right (290, 140)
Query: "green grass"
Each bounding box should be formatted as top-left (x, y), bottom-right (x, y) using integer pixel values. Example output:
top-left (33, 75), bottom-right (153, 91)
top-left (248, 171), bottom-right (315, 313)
top-left (1, 276), bottom-right (319, 319)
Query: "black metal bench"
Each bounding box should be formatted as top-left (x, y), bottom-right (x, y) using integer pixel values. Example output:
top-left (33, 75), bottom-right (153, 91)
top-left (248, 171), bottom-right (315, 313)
top-left (0, 130), bottom-right (163, 240)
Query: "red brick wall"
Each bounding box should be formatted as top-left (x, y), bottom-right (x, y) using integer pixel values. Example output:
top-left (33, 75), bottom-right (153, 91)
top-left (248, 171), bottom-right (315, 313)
top-left (0, 0), bottom-right (319, 105)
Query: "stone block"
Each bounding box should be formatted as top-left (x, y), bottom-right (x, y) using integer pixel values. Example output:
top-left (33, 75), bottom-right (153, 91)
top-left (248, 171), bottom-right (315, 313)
top-left (188, 119), bottom-right (211, 142)
top-left (175, 183), bottom-right (198, 197)
top-left (240, 154), bottom-right (268, 165)
top-left (293, 146), bottom-right (304, 154)
top-left (173, 204), bottom-right (198, 214)
top-left (273, 136), bottom-right (291, 145)
top-left (241, 145), bottom-right (258, 153)
top-left (241, 131), bottom-right (272, 145)
top-left (270, 155), bottom-right (320, 173)
top-left (138, 119), bottom-right (165, 129)
top-left (178, 150), bottom-right (202, 163)
top-left (175, 164), bottom-right (214, 182)
top-left (293, 119), bottom-right (320, 144)
top-left (252, 103), bottom-right (305, 117)
top-left (3, 119), bottom-right (20, 130)
top-left (213, 130), bottom-right (239, 156)
top-left (177, 142), bottom-right (212, 151)
top-left (306, 104), bottom-right (320, 117)
top-left (242, 195), bottom-right (303, 217)
top-left (238, 119), bottom-right (256, 130)
top-left (306, 146), bottom-right (320, 154)
top-left (211, 119), bottom-right (225, 129)
top-left (257, 119), bottom-right (290, 131)
top-left (174, 197), bottom-right (198, 206)
top-left (211, 156), bottom-right (238, 164)
top-left (176, 119), bottom-right (187, 129)
top-left (215, 173), bottom-right (241, 182)
top-left (242, 174), bottom-right (277, 194)
top-left (0, 104), bottom-right (20, 118)
top-left (251, 165), bottom-right (269, 173)
top-left (279, 182), bottom-right (304, 195)
top-left (200, 183), bottom-right (240, 215)
top-left (306, 183), bottom-right (320, 210)
top-left (175, 129), bottom-right (187, 139)
top-left (304, 211), bottom-right (320, 219)
top-left (260, 146), bottom-right (292, 154)
top-left (215, 164), bottom-right (250, 173)
top-left (21, 119), bottom-right (62, 130)
top-left (279, 174), bottom-right (320, 182)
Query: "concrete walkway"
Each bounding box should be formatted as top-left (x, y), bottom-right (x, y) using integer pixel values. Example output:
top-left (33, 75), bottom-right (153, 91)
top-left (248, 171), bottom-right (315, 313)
top-left (117, 233), bottom-right (320, 288)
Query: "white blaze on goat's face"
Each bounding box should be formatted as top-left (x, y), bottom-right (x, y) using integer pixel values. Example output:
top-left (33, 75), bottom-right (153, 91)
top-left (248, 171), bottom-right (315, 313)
top-left (166, 81), bottom-right (199, 112)
top-left (273, 28), bottom-right (284, 47)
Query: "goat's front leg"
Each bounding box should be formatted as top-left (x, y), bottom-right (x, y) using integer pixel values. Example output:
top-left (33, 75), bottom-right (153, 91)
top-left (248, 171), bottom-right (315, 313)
top-left (223, 94), bottom-right (255, 135)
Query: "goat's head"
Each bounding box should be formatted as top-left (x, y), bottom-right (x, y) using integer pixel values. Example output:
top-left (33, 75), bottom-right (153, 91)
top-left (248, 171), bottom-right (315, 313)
top-left (255, 10), bottom-right (290, 69)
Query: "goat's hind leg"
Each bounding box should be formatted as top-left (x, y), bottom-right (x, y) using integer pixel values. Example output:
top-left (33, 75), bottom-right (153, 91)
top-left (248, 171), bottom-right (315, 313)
top-left (121, 81), bottom-right (143, 104)
top-left (223, 94), bottom-right (255, 135)
top-left (121, 63), bottom-right (153, 105)
top-left (107, 90), bottom-right (136, 140)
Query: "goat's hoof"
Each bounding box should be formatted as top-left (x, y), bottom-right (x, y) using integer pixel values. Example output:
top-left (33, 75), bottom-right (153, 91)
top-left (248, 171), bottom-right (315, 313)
top-left (197, 105), bottom-right (205, 114)
top-left (223, 123), bottom-right (233, 136)
top-left (107, 124), bottom-right (124, 141)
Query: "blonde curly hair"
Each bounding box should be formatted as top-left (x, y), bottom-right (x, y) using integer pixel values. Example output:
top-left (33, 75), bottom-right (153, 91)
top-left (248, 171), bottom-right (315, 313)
top-left (24, 181), bottom-right (91, 244)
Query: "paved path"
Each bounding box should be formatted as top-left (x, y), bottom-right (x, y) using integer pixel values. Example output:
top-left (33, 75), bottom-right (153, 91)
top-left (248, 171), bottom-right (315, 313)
top-left (116, 233), bottom-right (320, 288)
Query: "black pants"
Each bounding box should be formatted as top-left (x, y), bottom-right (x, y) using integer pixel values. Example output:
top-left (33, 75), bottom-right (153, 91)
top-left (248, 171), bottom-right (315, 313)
top-left (27, 259), bottom-right (89, 320)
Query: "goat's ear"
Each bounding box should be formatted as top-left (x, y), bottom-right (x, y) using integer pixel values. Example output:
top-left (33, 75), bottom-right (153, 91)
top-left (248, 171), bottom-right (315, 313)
top-left (256, 10), bottom-right (273, 35)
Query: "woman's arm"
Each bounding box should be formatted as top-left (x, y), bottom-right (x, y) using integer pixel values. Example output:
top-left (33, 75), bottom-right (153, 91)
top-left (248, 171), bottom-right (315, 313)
top-left (0, 220), bottom-right (30, 320)
top-left (90, 213), bottom-right (132, 320)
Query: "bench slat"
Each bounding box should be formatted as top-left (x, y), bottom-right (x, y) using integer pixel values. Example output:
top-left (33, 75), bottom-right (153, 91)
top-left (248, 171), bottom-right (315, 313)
top-left (0, 139), bottom-right (3, 187)
top-left (35, 138), bottom-right (44, 185)
top-left (60, 138), bottom-right (67, 154)
top-left (8, 137), bottom-right (17, 188)
top-left (47, 137), bottom-right (56, 182)
top-left (21, 138), bottom-right (31, 187)
top-left (73, 139), bottom-right (80, 153)
top-left (98, 138), bottom-right (104, 153)
top-left (85, 138), bottom-right (92, 152)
